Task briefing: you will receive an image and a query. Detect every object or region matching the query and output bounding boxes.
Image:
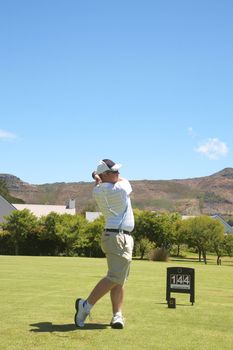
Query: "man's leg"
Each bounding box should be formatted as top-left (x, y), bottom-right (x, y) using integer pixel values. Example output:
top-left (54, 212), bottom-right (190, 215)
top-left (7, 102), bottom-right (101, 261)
top-left (87, 277), bottom-right (117, 305)
top-left (110, 284), bottom-right (124, 314)
top-left (75, 277), bottom-right (116, 328)
top-left (110, 284), bottom-right (125, 329)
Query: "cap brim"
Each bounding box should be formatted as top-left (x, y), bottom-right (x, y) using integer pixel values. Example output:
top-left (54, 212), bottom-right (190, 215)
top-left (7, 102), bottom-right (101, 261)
top-left (96, 161), bottom-right (122, 174)
top-left (111, 163), bottom-right (122, 171)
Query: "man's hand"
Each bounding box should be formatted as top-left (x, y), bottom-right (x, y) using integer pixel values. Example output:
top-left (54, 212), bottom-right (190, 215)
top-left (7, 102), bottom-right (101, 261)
top-left (92, 171), bottom-right (102, 185)
top-left (94, 174), bottom-right (102, 185)
top-left (117, 177), bottom-right (124, 181)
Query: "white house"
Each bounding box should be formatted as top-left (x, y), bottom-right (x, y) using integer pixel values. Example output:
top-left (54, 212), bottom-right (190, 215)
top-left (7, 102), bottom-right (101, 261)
top-left (0, 196), bottom-right (76, 222)
top-left (0, 195), bottom-right (16, 223)
top-left (85, 211), bottom-right (102, 222)
top-left (13, 203), bottom-right (76, 217)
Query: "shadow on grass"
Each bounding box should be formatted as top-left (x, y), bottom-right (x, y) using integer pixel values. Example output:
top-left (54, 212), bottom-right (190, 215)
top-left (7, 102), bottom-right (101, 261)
top-left (169, 257), bottom-right (200, 263)
top-left (30, 322), bottom-right (110, 332)
top-left (155, 302), bottom-right (194, 307)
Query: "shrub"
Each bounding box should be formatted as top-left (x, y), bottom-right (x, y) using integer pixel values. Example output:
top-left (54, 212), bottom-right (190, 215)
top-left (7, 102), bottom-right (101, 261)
top-left (149, 247), bottom-right (169, 261)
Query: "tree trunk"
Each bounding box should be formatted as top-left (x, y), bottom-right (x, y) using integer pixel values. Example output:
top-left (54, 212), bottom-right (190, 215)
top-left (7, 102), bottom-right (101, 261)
top-left (15, 243), bottom-right (19, 255)
top-left (202, 250), bottom-right (207, 264)
top-left (177, 244), bottom-right (180, 257)
top-left (140, 249), bottom-right (145, 260)
top-left (198, 249), bottom-right (202, 262)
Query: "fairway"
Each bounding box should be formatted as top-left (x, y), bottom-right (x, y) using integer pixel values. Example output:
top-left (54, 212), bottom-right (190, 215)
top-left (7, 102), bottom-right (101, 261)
top-left (0, 255), bottom-right (233, 350)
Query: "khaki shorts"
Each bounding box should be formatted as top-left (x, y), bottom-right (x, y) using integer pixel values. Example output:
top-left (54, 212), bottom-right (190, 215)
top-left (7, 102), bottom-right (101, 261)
top-left (101, 231), bottom-right (134, 285)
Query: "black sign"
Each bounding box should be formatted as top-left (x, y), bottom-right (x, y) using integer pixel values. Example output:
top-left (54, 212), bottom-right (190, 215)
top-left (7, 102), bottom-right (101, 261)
top-left (166, 267), bottom-right (195, 305)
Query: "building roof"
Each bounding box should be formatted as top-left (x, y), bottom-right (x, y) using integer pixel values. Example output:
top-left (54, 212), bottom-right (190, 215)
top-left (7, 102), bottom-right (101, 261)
top-left (85, 211), bottom-right (102, 222)
top-left (0, 195), bottom-right (16, 222)
top-left (12, 204), bottom-right (76, 217)
top-left (211, 214), bottom-right (233, 234)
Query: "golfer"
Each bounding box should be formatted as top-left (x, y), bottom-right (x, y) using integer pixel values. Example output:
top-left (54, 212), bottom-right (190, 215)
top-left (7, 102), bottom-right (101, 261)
top-left (75, 159), bottom-right (134, 329)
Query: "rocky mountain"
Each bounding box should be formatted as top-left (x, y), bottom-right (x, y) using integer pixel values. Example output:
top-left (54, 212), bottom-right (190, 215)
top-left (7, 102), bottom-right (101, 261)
top-left (1, 168), bottom-right (233, 216)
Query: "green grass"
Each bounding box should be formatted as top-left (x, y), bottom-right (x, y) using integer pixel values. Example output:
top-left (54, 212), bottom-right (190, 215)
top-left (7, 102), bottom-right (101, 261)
top-left (0, 255), bottom-right (233, 350)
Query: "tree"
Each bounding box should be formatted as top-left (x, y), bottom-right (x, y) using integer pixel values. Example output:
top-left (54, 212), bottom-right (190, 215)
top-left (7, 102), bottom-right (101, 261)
top-left (1, 209), bottom-right (38, 255)
top-left (133, 209), bottom-right (156, 244)
top-left (211, 222), bottom-right (225, 265)
top-left (56, 214), bottom-right (88, 256)
top-left (133, 210), bottom-right (180, 258)
top-left (173, 218), bottom-right (187, 256)
top-left (183, 216), bottom-right (224, 264)
top-left (135, 237), bottom-right (155, 259)
top-left (39, 212), bottom-right (64, 255)
top-left (83, 216), bottom-right (105, 257)
top-left (152, 212), bottom-right (179, 249)
top-left (223, 235), bottom-right (233, 258)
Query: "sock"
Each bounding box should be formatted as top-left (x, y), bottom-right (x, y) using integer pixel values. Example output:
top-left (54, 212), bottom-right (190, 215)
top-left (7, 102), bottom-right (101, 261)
top-left (83, 300), bottom-right (93, 313)
top-left (114, 311), bottom-right (122, 317)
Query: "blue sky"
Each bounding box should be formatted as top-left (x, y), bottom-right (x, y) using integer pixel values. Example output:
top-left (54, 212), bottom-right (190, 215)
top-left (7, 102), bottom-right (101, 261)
top-left (1, 0), bottom-right (233, 184)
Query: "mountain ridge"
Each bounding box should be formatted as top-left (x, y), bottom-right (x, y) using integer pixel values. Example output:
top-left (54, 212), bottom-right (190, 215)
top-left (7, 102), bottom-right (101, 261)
top-left (1, 168), bottom-right (233, 216)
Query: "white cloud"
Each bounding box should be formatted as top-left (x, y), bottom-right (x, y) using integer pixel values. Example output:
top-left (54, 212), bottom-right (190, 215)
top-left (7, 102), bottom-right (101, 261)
top-left (195, 138), bottom-right (229, 160)
top-left (188, 127), bottom-right (196, 138)
top-left (0, 129), bottom-right (16, 140)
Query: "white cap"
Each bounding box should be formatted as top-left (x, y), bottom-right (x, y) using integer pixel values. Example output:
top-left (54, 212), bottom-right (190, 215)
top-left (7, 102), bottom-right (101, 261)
top-left (96, 159), bottom-right (122, 175)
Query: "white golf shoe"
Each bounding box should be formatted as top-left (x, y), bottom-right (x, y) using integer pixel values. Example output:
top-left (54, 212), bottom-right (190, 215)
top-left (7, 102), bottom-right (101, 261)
top-left (110, 314), bottom-right (124, 329)
top-left (74, 298), bottom-right (89, 328)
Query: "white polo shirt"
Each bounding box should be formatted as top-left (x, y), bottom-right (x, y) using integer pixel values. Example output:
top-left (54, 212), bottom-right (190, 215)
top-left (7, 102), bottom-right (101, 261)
top-left (93, 179), bottom-right (134, 232)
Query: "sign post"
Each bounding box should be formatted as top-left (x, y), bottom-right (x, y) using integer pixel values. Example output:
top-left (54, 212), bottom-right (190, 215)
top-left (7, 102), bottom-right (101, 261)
top-left (166, 267), bottom-right (195, 306)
